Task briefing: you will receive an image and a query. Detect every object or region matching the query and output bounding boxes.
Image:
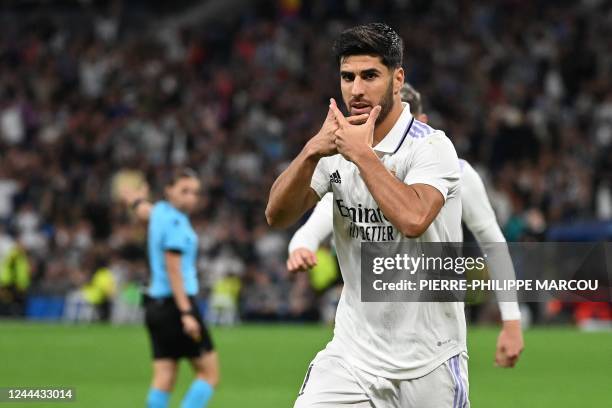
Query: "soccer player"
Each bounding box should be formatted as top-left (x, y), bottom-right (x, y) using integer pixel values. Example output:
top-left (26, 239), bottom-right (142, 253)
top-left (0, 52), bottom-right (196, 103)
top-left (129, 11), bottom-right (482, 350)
top-left (123, 169), bottom-right (218, 408)
top-left (267, 23), bottom-right (471, 407)
top-left (288, 82), bottom-right (524, 370)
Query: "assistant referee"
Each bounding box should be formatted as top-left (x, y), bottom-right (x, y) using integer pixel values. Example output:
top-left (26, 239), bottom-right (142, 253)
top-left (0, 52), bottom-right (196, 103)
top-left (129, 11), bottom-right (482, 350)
top-left (124, 168), bottom-right (218, 408)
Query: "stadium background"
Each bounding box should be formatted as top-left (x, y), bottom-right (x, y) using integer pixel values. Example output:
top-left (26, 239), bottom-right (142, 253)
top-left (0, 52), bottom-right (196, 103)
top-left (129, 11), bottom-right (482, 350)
top-left (0, 0), bottom-right (610, 407)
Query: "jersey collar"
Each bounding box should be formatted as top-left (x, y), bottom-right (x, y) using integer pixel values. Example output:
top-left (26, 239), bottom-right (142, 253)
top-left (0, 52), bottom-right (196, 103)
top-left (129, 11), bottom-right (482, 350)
top-left (372, 102), bottom-right (414, 154)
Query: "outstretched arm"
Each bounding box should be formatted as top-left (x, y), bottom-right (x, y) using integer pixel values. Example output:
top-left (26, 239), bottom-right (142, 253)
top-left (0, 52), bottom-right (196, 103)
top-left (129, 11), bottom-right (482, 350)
top-left (461, 160), bottom-right (523, 368)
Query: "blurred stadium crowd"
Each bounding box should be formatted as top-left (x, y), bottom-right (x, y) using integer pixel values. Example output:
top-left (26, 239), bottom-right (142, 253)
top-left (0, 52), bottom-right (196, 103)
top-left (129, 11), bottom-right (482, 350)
top-left (0, 0), bottom-right (611, 324)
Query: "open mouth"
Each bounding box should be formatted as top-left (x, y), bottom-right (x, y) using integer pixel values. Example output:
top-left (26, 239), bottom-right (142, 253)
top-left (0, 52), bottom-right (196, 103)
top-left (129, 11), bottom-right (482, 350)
top-left (350, 102), bottom-right (372, 115)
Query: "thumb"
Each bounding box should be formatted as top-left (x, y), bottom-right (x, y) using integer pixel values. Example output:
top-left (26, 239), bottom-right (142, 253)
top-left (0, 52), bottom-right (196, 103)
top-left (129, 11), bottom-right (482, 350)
top-left (366, 105), bottom-right (382, 127)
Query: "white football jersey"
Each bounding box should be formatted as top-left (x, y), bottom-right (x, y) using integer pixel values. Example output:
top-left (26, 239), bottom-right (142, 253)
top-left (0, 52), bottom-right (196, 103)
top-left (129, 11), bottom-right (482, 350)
top-left (309, 104), bottom-right (465, 379)
top-left (291, 158), bottom-right (520, 321)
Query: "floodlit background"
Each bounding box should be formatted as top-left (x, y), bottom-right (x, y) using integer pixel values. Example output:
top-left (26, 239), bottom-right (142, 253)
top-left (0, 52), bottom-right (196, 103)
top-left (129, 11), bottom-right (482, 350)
top-left (0, 1), bottom-right (610, 407)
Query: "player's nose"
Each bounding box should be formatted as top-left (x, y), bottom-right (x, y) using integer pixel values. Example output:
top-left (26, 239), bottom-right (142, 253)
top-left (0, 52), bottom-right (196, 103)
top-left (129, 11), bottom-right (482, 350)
top-left (351, 77), bottom-right (365, 97)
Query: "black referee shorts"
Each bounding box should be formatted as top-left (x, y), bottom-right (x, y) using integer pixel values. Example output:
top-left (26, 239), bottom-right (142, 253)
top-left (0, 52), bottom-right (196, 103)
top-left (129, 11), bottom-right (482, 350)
top-left (143, 295), bottom-right (214, 360)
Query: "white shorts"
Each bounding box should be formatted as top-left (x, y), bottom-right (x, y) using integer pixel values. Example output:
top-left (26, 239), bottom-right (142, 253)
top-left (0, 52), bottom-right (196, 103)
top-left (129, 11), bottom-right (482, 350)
top-left (294, 350), bottom-right (469, 408)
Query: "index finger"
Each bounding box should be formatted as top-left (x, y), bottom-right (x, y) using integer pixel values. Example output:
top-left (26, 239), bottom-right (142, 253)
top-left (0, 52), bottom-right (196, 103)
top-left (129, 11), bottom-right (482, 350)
top-left (324, 107), bottom-right (335, 122)
top-left (329, 98), bottom-right (349, 127)
top-left (305, 252), bottom-right (317, 267)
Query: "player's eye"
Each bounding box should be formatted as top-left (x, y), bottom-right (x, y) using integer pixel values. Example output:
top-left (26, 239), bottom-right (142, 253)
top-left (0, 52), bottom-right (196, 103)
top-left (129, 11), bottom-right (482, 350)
top-left (364, 72), bottom-right (377, 80)
top-left (341, 73), bottom-right (354, 82)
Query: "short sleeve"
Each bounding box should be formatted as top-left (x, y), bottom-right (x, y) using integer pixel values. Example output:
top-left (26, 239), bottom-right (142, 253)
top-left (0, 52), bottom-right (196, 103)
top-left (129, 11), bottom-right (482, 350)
top-left (310, 157), bottom-right (331, 198)
top-left (403, 132), bottom-right (460, 201)
top-left (162, 216), bottom-right (189, 253)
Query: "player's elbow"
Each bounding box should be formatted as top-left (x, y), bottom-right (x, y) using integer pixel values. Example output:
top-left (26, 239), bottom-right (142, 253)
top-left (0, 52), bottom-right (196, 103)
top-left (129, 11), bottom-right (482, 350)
top-left (399, 224), bottom-right (426, 238)
top-left (265, 205), bottom-right (288, 229)
top-left (265, 207), bottom-right (276, 227)
top-left (398, 215), bottom-right (430, 238)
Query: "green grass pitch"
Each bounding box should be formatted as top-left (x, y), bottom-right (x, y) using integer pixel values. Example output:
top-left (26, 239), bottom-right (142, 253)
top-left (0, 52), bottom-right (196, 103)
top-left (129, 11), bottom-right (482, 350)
top-left (0, 322), bottom-right (610, 407)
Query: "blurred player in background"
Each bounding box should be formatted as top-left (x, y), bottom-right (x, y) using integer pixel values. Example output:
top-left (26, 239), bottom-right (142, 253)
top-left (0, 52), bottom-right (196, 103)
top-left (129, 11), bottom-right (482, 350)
top-left (267, 22), bottom-right (470, 407)
top-left (121, 168), bottom-right (218, 408)
top-left (287, 82), bottom-right (524, 369)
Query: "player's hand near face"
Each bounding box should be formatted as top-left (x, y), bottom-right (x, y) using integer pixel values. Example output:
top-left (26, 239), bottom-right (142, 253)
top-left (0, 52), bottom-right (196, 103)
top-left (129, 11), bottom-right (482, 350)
top-left (329, 98), bottom-right (381, 163)
top-left (287, 248), bottom-right (318, 273)
top-left (306, 108), bottom-right (371, 159)
top-left (181, 314), bottom-right (202, 342)
top-left (305, 108), bottom-right (340, 159)
top-left (266, 104), bottom-right (369, 228)
top-left (495, 320), bottom-right (524, 368)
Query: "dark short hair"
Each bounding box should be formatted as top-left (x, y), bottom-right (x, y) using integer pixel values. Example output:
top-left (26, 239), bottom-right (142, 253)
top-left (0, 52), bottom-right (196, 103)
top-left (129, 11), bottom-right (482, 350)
top-left (333, 23), bottom-right (403, 69)
top-left (400, 83), bottom-right (423, 116)
top-left (165, 167), bottom-right (199, 186)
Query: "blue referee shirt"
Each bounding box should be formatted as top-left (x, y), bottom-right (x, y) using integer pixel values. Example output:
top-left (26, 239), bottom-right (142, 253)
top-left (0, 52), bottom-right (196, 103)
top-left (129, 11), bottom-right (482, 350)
top-left (147, 200), bottom-right (199, 298)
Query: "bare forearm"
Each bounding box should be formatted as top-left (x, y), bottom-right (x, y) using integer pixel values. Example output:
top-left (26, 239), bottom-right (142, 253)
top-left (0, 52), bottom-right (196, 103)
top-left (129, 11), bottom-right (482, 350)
top-left (266, 146), bottom-right (320, 228)
top-left (353, 149), bottom-right (430, 237)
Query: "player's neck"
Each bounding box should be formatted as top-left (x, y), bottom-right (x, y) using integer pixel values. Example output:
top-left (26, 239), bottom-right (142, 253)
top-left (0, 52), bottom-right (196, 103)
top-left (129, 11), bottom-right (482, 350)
top-left (373, 101), bottom-right (404, 146)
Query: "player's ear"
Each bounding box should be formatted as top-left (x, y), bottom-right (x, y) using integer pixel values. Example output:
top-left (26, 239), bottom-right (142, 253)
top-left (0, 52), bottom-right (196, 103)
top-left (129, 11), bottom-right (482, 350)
top-left (393, 67), bottom-right (404, 94)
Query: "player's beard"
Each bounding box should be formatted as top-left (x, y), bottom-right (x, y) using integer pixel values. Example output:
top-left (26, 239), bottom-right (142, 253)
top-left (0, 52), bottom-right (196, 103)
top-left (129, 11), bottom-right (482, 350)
top-left (375, 78), bottom-right (395, 125)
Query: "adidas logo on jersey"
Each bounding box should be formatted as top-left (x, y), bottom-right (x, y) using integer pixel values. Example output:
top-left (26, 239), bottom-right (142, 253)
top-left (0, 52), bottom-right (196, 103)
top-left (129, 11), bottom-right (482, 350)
top-left (330, 170), bottom-right (342, 184)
